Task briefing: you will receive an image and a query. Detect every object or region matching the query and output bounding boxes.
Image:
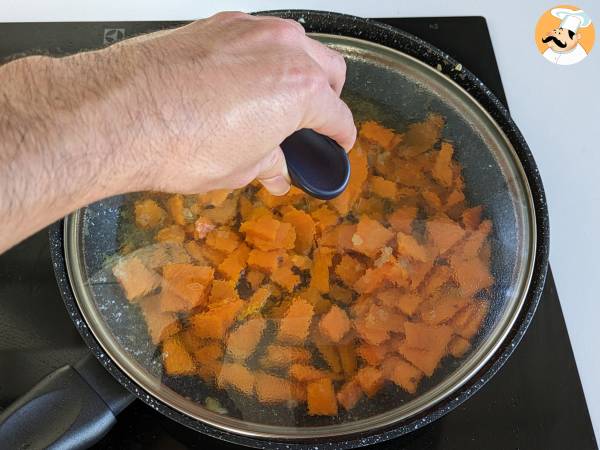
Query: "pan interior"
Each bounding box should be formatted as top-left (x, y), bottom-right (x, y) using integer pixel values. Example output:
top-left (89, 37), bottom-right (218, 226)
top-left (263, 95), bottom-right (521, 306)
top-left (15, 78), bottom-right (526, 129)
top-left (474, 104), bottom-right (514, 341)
top-left (64, 34), bottom-right (535, 440)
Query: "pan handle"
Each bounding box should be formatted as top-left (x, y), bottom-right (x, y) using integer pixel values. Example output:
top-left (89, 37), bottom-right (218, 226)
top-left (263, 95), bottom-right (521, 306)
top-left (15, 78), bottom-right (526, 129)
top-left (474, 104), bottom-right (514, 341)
top-left (0, 354), bottom-right (135, 449)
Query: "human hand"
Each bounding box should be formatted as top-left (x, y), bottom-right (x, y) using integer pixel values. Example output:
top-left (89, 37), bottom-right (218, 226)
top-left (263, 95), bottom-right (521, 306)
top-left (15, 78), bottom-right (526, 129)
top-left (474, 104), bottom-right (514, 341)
top-left (104, 12), bottom-right (357, 195)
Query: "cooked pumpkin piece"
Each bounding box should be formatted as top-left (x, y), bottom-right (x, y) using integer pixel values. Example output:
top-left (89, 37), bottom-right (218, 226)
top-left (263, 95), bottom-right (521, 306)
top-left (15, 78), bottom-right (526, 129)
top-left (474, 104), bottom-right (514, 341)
top-left (226, 318), bottom-right (266, 360)
top-left (205, 228), bottom-right (240, 254)
top-left (138, 295), bottom-right (181, 344)
top-left (448, 335), bottom-right (471, 358)
top-left (334, 254), bottom-right (365, 286)
top-left (451, 300), bottom-right (489, 339)
top-left (167, 194), bottom-right (186, 226)
top-left (356, 366), bottom-right (384, 397)
top-left (318, 305), bottom-right (351, 343)
top-left (190, 299), bottom-right (244, 340)
top-left (113, 256), bottom-right (160, 301)
top-left (162, 335), bottom-right (195, 375)
top-left (307, 378), bottom-right (338, 416)
top-left (370, 175), bottom-right (398, 200)
top-left (255, 372), bottom-right (293, 403)
top-left (290, 364), bottom-right (331, 382)
top-left (272, 262), bottom-right (301, 292)
top-left (360, 120), bottom-right (396, 149)
top-left (277, 297), bottom-right (314, 344)
top-left (246, 269), bottom-right (266, 290)
top-left (209, 279), bottom-right (238, 304)
top-left (135, 199), bottom-right (166, 229)
top-left (351, 216), bottom-right (394, 257)
top-left (160, 263), bottom-right (214, 312)
top-left (156, 225), bottom-right (186, 244)
top-left (217, 243), bottom-right (250, 282)
top-left (314, 340), bottom-right (343, 373)
top-left (338, 343), bottom-right (358, 376)
top-left (432, 142), bottom-right (454, 187)
top-left (357, 342), bottom-right (391, 366)
top-left (310, 205), bottom-right (339, 233)
top-left (426, 215), bottom-right (466, 255)
top-left (328, 283), bottom-right (354, 304)
top-left (419, 292), bottom-right (470, 325)
top-left (217, 363), bottom-right (255, 395)
top-left (259, 345), bottom-right (311, 369)
top-left (282, 207), bottom-right (316, 254)
top-left (337, 379), bottom-right (363, 411)
top-left (382, 356), bottom-right (424, 394)
top-left (197, 189), bottom-right (231, 207)
top-left (396, 232), bottom-right (428, 262)
top-left (309, 248), bottom-right (334, 293)
top-left (461, 205), bottom-right (483, 230)
top-left (450, 256), bottom-right (494, 297)
top-left (387, 206), bottom-right (418, 234)
top-left (329, 144), bottom-right (368, 215)
top-left (237, 287), bottom-right (271, 321)
top-left (247, 249), bottom-right (285, 273)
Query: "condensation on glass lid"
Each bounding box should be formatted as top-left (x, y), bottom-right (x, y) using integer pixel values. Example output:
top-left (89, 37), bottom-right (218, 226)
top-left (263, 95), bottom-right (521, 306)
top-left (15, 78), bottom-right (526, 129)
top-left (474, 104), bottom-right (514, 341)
top-left (98, 113), bottom-right (501, 426)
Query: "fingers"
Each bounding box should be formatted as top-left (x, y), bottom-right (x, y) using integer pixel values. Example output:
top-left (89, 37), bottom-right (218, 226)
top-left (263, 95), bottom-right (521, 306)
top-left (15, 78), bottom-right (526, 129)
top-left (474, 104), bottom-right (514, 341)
top-left (256, 147), bottom-right (291, 196)
top-left (303, 86), bottom-right (357, 152)
top-left (302, 37), bottom-right (347, 96)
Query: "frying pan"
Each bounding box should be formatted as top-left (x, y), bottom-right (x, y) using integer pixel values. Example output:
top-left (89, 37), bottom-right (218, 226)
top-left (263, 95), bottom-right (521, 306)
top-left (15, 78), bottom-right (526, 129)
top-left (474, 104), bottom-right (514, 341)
top-left (0, 10), bottom-right (549, 449)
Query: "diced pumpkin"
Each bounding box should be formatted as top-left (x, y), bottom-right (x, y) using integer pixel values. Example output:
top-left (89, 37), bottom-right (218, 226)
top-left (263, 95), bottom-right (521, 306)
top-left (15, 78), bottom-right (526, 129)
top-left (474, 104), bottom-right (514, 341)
top-left (205, 228), bottom-right (240, 254)
top-left (319, 224), bottom-right (356, 251)
top-left (396, 232), bottom-right (428, 262)
top-left (445, 189), bottom-right (465, 209)
top-left (334, 255), bottom-right (365, 286)
top-left (138, 295), bottom-right (181, 344)
top-left (226, 318), bottom-right (266, 360)
top-left (272, 262), bottom-right (301, 292)
top-left (291, 383), bottom-right (307, 403)
top-left (192, 341), bottom-right (223, 366)
top-left (190, 299), bottom-right (244, 339)
top-left (422, 189), bottom-right (443, 212)
top-left (209, 279), bottom-right (238, 305)
top-left (218, 243), bottom-right (250, 281)
top-left (113, 256), bottom-right (160, 301)
top-left (310, 206), bottom-right (339, 234)
top-left (354, 196), bottom-right (386, 222)
top-left (377, 289), bottom-right (424, 317)
top-left (290, 364), bottom-right (331, 382)
top-left (337, 379), bottom-right (363, 411)
top-left (426, 215), bottom-right (465, 255)
top-left (246, 269), bottom-right (265, 290)
top-left (255, 372), bottom-right (293, 403)
top-left (167, 194), bottom-right (186, 226)
top-left (188, 241), bottom-right (226, 266)
top-left (291, 254), bottom-right (311, 271)
top-left (432, 142), bottom-right (454, 187)
top-left (419, 293), bottom-right (470, 325)
top-left (328, 284), bottom-right (354, 305)
top-left (135, 199), bottom-right (166, 229)
top-left (314, 339), bottom-right (343, 373)
top-left (338, 343), bottom-right (358, 376)
top-left (422, 265), bottom-right (452, 297)
top-left (450, 256), bottom-right (494, 297)
top-left (196, 360), bottom-right (221, 383)
top-left (277, 297), bottom-right (314, 344)
top-left (318, 305), bottom-right (351, 343)
top-left (356, 366), bottom-right (384, 397)
top-left (156, 225), bottom-right (186, 244)
top-left (247, 249), bottom-right (285, 273)
top-left (388, 206), bottom-right (417, 234)
top-left (202, 196), bottom-right (238, 225)
top-left (398, 113), bottom-right (445, 157)
top-left (162, 335), bottom-right (195, 375)
top-left (355, 259), bottom-right (409, 294)
top-left (300, 287), bottom-right (332, 315)
top-left (307, 378), bottom-right (338, 416)
top-left (357, 342), bottom-right (391, 366)
top-left (237, 287), bottom-right (272, 321)
top-left (461, 206), bottom-right (483, 230)
top-left (403, 322), bottom-right (453, 353)
top-left (360, 120), bottom-right (396, 149)
top-left (329, 144), bottom-right (368, 215)
top-left (217, 363), bottom-right (255, 395)
top-left (409, 259), bottom-right (435, 291)
top-left (451, 300), bottom-right (489, 339)
top-left (354, 304), bottom-right (405, 346)
top-left (282, 207), bottom-right (316, 254)
top-left (309, 248), bottom-right (334, 293)
top-left (197, 189), bottom-right (231, 207)
top-left (370, 176), bottom-right (398, 200)
top-left (448, 335), bottom-right (471, 358)
top-left (259, 345), bottom-right (311, 369)
top-left (257, 186), bottom-right (305, 209)
top-left (460, 219), bottom-right (492, 259)
top-left (396, 343), bottom-right (443, 377)
top-left (160, 263), bottom-right (214, 312)
top-left (351, 216), bottom-right (394, 257)
top-left (381, 356), bottom-right (424, 394)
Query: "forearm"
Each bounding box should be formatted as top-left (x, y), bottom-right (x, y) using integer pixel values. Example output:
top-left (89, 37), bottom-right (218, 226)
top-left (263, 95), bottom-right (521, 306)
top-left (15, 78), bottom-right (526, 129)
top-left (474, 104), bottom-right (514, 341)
top-left (0, 52), bottom-right (141, 252)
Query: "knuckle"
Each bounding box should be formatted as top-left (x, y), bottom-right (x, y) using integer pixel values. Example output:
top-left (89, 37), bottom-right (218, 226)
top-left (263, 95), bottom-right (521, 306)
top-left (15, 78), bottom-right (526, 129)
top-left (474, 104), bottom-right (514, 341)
top-left (210, 11), bottom-right (247, 24)
top-left (267, 19), bottom-right (304, 41)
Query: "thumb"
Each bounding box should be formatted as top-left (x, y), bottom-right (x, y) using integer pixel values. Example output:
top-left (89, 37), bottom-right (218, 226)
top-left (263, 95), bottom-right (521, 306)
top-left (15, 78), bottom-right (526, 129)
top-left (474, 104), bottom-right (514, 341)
top-left (257, 147), bottom-right (291, 196)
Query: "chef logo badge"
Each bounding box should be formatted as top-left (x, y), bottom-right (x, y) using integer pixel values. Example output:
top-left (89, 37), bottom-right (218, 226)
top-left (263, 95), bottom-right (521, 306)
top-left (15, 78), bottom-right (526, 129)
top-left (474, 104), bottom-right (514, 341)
top-left (535, 5), bottom-right (595, 65)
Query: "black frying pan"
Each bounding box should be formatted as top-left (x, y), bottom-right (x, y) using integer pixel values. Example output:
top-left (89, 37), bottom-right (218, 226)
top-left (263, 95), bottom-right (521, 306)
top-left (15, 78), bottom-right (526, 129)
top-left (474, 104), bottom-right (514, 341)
top-left (0, 10), bottom-right (549, 449)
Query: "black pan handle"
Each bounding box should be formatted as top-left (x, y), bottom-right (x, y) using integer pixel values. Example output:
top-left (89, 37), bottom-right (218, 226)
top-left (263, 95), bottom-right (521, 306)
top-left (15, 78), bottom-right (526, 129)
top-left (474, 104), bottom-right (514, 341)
top-left (281, 129), bottom-right (351, 200)
top-left (0, 354), bottom-right (134, 450)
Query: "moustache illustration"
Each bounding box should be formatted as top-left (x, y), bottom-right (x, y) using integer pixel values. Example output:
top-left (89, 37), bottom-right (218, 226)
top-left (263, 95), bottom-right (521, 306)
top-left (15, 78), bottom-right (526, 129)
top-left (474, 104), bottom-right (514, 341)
top-left (542, 35), bottom-right (567, 48)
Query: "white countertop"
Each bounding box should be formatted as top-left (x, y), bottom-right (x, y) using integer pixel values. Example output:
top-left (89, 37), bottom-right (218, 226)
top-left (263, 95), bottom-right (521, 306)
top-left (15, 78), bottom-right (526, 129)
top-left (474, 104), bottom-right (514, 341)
top-left (2, 0), bottom-right (599, 440)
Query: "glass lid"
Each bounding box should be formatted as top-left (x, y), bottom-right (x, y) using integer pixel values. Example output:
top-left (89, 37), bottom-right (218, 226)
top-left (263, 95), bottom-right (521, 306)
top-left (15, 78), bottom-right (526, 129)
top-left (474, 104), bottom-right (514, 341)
top-left (64, 34), bottom-right (535, 439)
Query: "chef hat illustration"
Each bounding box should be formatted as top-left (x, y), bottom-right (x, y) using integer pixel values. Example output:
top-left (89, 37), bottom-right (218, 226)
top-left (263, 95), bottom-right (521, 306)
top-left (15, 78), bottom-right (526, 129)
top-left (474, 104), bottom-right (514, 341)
top-left (551, 8), bottom-right (592, 33)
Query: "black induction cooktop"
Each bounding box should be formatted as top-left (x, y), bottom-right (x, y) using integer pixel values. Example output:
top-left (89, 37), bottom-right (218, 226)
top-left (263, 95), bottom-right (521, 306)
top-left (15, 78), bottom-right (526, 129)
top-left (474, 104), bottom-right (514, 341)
top-left (0, 16), bottom-right (597, 450)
